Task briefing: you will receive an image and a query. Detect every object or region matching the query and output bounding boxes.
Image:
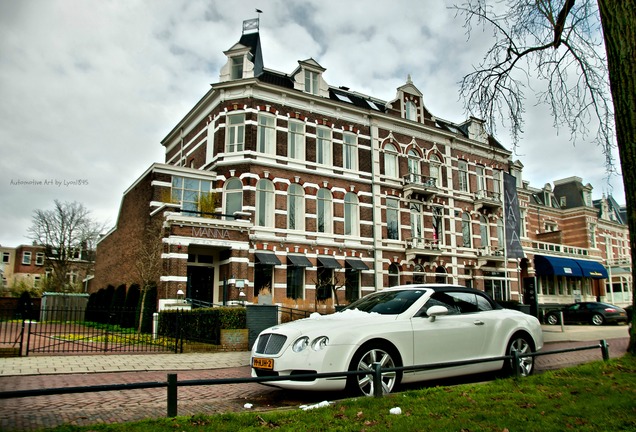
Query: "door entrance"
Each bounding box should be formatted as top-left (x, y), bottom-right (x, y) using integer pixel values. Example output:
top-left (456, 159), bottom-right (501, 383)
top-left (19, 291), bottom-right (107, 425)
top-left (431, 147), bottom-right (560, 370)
top-left (187, 266), bottom-right (214, 304)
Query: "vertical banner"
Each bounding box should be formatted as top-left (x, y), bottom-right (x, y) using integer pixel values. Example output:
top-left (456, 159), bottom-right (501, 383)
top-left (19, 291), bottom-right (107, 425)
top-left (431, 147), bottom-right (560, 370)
top-left (503, 172), bottom-right (525, 259)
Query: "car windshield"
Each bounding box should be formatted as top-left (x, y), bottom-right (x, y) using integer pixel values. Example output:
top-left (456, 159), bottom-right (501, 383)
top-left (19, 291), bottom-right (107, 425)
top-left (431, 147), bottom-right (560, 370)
top-left (342, 290), bottom-right (426, 315)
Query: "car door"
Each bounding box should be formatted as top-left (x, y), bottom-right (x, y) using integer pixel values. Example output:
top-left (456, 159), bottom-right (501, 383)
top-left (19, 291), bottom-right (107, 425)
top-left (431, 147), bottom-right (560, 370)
top-left (409, 291), bottom-right (489, 381)
top-left (563, 303), bottom-right (585, 323)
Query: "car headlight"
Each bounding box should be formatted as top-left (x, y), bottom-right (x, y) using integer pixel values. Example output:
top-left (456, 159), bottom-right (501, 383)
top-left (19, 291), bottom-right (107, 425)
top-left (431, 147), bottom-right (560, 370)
top-left (311, 336), bottom-right (329, 351)
top-left (292, 336), bottom-right (310, 352)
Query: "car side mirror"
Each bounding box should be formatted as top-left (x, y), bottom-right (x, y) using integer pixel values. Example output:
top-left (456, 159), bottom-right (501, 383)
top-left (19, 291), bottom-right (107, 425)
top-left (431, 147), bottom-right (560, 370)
top-left (427, 305), bottom-right (449, 322)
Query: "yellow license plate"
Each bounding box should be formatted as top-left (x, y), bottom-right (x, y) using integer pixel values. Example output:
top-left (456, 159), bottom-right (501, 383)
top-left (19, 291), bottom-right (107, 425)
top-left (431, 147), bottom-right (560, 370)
top-left (253, 357), bottom-right (274, 369)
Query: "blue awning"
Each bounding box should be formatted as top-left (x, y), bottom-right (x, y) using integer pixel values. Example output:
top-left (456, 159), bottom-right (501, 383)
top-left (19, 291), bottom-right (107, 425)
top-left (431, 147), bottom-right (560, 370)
top-left (534, 255), bottom-right (608, 279)
top-left (534, 255), bottom-right (583, 277)
top-left (576, 259), bottom-right (608, 279)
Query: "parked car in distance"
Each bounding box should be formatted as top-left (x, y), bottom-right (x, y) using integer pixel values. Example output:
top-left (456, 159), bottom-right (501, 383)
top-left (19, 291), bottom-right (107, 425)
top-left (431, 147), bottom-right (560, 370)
top-left (251, 285), bottom-right (543, 396)
top-left (545, 302), bottom-right (628, 326)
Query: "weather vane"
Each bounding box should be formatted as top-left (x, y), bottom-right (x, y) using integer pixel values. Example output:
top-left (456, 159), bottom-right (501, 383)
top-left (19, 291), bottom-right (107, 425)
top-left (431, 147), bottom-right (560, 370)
top-left (243, 9), bottom-right (262, 34)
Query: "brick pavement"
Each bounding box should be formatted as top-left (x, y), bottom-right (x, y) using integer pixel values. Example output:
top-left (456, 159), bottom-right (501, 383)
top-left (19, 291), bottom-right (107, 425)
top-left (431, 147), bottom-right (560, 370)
top-left (0, 333), bottom-right (630, 431)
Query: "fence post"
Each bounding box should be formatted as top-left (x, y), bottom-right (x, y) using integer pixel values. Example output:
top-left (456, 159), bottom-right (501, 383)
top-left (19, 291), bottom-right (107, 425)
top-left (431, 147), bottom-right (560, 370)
top-left (600, 339), bottom-right (610, 361)
top-left (373, 362), bottom-right (383, 398)
top-left (513, 350), bottom-right (521, 379)
top-left (167, 373), bottom-right (178, 417)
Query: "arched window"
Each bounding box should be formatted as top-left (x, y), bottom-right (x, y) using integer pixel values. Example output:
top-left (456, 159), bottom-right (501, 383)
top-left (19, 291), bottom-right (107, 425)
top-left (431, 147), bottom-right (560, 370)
top-left (256, 179), bottom-right (274, 227)
top-left (462, 212), bottom-right (472, 248)
top-left (429, 154), bottom-right (441, 187)
top-left (316, 188), bottom-right (332, 233)
top-left (407, 149), bottom-right (421, 183)
top-left (480, 214), bottom-right (489, 247)
top-left (384, 143), bottom-right (399, 178)
top-left (344, 192), bottom-right (359, 236)
top-left (287, 184), bottom-right (305, 230)
top-left (224, 178), bottom-right (243, 220)
top-left (389, 263), bottom-right (400, 287)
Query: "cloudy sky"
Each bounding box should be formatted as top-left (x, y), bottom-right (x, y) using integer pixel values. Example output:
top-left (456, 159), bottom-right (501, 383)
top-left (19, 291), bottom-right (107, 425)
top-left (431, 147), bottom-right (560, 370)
top-left (0, 0), bottom-right (624, 248)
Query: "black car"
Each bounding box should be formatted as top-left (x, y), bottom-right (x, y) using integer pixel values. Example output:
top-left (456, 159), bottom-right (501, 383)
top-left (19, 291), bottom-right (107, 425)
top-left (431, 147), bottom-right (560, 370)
top-left (545, 302), bottom-right (628, 326)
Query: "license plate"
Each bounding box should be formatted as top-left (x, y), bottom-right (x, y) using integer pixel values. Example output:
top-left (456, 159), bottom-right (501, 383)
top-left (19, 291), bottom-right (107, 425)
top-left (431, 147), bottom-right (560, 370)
top-left (253, 357), bottom-right (274, 370)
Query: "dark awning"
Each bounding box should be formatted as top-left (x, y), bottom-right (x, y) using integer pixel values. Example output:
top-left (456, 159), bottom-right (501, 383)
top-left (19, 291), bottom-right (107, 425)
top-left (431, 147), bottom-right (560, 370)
top-left (317, 256), bottom-right (342, 269)
top-left (345, 257), bottom-right (369, 270)
top-left (576, 259), bottom-right (608, 279)
top-left (287, 254), bottom-right (312, 267)
top-left (534, 255), bottom-right (583, 277)
top-left (255, 251), bottom-right (281, 266)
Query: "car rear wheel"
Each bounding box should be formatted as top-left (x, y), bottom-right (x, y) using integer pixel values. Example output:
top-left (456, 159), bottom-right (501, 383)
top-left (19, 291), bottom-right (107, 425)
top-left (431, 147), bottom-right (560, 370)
top-left (546, 313), bottom-right (559, 325)
top-left (503, 334), bottom-right (535, 377)
top-left (347, 343), bottom-right (401, 396)
top-left (591, 313), bottom-right (604, 326)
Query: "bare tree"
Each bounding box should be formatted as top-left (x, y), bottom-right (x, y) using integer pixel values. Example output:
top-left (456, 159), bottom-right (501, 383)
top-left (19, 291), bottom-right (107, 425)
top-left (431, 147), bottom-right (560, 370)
top-left (453, 0), bottom-right (635, 353)
top-left (27, 200), bottom-right (104, 293)
top-left (134, 219), bottom-right (164, 332)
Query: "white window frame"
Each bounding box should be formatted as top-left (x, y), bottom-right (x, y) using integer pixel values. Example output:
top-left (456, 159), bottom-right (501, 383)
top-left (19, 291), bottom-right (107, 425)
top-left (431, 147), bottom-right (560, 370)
top-left (316, 126), bottom-right (332, 165)
top-left (480, 215), bottom-right (489, 247)
top-left (344, 192), bottom-right (359, 236)
top-left (224, 178), bottom-right (243, 220)
top-left (458, 160), bottom-right (469, 192)
top-left (304, 70), bottom-right (319, 95)
top-left (384, 143), bottom-right (399, 178)
top-left (35, 252), bottom-right (45, 266)
top-left (429, 154), bottom-right (441, 187)
top-left (257, 113), bottom-right (276, 155)
top-left (226, 114), bottom-right (245, 153)
top-left (405, 100), bottom-right (417, 121)
top-left (288, 120), bottom-right (305, 160)
top-left (256, 179), bottom-right (275, 227)
top-left (476, 165), bottom-right (486, 194)
top-left (462, 212), bottom-right (472, 248)
top-left (231, 56), bottom-right (244, 80)
top-left (317, 188), bottom-right (333, 233)
top-left (386, 197), bottom-right (400, 240)
top-left (407, 149), bottom-right (421, 182)
top-left (22, 251), bottom-right (32, 265)
top-left (343, 132), bottom-right (357, 170)
top-left (287, 184), bottom-right (305, 230)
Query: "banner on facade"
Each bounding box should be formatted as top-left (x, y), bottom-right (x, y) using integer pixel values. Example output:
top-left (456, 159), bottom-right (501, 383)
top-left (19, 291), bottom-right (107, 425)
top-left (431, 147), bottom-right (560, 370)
top-left (503, 172), bottom-right (525, 259)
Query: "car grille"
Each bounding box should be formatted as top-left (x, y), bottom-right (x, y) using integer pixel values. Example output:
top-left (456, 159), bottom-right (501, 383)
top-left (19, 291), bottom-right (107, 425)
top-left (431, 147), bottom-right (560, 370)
top-left (255, 333), bottom-right (287, 355)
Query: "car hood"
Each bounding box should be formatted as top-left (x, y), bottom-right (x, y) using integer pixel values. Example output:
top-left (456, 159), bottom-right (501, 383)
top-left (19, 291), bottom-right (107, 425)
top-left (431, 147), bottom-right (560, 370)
top-left (265, 309), bottom-right (398, 336)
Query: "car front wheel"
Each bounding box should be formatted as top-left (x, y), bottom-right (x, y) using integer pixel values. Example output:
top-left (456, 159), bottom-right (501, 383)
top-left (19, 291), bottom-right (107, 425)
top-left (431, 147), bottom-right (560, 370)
top-left (347, 344), bottom-right (401, 396)
top-left (546, 314), bottom-right (559, 325)
top-left (591, 313), bottom-right (604, 326)
top-left (504, 334), bottom-right (535, 377)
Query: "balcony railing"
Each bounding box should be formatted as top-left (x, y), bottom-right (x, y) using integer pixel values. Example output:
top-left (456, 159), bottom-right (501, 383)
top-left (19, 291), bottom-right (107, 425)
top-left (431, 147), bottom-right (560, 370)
top-left (474, 189), bottom-right (502, 210)
top-left (406, 237), bottom-right (442, 260)
top-left (403, 174), bottom-right (439, 199)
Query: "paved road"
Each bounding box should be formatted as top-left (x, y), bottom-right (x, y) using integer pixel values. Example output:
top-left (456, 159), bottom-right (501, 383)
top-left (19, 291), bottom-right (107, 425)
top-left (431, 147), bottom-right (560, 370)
top-left (0, 326), bottom-right (630, 431)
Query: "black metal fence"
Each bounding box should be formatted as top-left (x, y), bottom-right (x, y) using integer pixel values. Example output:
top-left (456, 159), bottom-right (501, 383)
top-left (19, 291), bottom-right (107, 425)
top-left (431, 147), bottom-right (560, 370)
top-left (0, 307), bottom-right (226, 356)
top-left (0, 340), bottom-right (612, 419)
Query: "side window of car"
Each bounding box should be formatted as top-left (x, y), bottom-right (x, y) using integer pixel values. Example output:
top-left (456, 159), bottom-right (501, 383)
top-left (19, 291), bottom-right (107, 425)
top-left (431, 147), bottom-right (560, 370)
top-left (419, 292), bottom-right (462, 316)
top-left (475, 294), bottom-right (494, 312)
top-left (447, 292), bottom-right (479, 313)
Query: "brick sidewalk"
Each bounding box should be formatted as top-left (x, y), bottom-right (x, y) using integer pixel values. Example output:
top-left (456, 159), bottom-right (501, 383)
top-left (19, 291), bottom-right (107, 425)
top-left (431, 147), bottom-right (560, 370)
top-left (0, 337), bottom-right (629, 431)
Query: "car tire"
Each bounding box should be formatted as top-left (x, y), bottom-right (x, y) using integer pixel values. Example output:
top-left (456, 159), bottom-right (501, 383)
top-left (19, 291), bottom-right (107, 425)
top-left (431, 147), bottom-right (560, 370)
top-left (591, 313), bottom-right (604, 326)
top-left (546, 313), bottom-right (559, 325)
top-left (346, 343), bottom-right (401, 396)
top-left (503, 334), bottom-right (535, 377)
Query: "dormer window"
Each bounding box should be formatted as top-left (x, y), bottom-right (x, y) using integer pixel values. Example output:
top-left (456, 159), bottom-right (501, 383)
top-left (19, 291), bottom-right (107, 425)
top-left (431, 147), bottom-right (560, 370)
top-left (304, 70), bottom-right (319, 95)
top-left (231, 56), bottom-right (244, 80)
top-left (405, 101), bottom-right (417, 121)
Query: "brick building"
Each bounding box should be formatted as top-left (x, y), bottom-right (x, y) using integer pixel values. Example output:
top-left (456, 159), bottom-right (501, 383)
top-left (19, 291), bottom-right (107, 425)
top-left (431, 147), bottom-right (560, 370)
top-left (93, 19), bottom-right (631, 311)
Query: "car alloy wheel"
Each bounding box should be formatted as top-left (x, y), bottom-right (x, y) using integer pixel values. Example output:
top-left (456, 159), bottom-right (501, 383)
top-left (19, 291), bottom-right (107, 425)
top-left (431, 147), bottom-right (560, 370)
top-left (349, 346), bottom-right (398, 396)
top-left (591, 313), bottom-right (604, 326)
top-left (506, 335), bottom-right (534, 377)
top-left (546, 314), bottom-right (559, 325)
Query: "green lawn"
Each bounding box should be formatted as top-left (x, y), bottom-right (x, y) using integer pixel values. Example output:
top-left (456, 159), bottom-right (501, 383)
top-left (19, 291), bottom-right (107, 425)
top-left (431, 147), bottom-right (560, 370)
top-left (43, 355), bottom-right (636, 432)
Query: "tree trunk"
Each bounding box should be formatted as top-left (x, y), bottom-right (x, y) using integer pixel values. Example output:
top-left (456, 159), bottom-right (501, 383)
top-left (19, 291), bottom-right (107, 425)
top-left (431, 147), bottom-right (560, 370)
top-left (598, 0), bottom-right (636, 354)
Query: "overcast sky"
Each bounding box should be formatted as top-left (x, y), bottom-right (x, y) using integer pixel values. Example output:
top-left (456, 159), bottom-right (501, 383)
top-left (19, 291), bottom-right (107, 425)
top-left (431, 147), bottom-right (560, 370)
top-left (0, 0), bottom-right (625, 248)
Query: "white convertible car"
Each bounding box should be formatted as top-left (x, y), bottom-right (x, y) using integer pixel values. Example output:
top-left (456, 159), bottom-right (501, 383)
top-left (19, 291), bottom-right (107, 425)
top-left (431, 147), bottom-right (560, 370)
top-left (251, 284), bottom-right (543, 396)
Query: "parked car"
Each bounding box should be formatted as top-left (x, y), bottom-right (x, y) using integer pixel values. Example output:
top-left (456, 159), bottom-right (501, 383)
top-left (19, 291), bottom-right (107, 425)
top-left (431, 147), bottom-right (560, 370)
top-left (545, 302), bottom-right (628, 326)
top-left (251, 285), bottom-right (543, 396)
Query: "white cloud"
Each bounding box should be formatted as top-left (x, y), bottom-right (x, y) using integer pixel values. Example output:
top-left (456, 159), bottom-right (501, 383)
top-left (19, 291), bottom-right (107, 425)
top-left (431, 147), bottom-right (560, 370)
top-left (0, 0), bottom-right (624, 248)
